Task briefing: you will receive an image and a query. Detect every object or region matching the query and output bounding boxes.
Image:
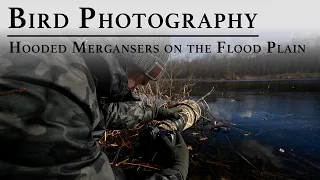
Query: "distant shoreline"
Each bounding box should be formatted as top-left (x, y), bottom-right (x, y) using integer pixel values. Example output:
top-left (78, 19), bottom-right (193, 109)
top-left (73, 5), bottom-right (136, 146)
top-left (165, 73), bottom-right (320, 82)
top-left (171, 77), bottom-right (320, 83)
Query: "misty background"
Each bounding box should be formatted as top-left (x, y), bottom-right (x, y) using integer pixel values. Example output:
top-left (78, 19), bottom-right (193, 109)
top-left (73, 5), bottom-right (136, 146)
top-left (168, 31), bottom-right (320, 80)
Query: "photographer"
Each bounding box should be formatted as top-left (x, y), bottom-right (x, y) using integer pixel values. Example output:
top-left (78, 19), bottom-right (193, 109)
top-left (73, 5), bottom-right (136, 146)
top-left (0, 36), bottom-right (189, 180)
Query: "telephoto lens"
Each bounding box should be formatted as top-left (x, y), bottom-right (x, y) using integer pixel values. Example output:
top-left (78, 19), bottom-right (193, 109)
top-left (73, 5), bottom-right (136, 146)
top-left (139, 100), bottom-right (201, 144)
top-left (156, 100), bottom-right (201, 132)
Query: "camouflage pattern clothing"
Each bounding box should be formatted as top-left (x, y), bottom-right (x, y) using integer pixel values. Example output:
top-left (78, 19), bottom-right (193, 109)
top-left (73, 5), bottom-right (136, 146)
top-left (0, 36), bottom-right (183, 180)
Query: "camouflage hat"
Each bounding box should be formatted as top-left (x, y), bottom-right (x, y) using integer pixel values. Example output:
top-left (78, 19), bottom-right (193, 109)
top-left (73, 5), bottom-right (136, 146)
top-left (117, 36), bottom-right (171, 81)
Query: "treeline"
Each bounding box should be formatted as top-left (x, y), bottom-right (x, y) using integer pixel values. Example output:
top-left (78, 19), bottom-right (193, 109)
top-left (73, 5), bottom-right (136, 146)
top-left (166, 41), bottom-right (320, 80)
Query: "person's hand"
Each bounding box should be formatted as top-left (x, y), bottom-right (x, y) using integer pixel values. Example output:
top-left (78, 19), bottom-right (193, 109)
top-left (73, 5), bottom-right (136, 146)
top-left (157, 131), bottom-right (189, 180)
top-left (156, 107), bottom-right (182, 120)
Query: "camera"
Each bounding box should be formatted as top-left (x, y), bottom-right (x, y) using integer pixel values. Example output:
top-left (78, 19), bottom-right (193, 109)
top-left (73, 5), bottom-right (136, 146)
top-left (137, 100), bottom-right (201, 163)
top-left (138, 117), bottom-right (187, 146)
top-left (137, 121), bottom-right (182, 163)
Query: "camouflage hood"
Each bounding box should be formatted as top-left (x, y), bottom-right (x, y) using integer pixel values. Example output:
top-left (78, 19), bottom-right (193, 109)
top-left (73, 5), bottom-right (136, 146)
top-left (0, 36), bottom-right (136, 120)
top-left (0, 35), bottom-right (132, 180)
top-left (80, 38), bottom-right (137, 103)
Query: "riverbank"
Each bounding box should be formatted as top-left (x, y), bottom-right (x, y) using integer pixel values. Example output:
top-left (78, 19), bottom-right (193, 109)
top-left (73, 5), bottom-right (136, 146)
top-left (159, 78), bottom-right (320, 95)
top-left (171, 73), bottom-right (320, 82)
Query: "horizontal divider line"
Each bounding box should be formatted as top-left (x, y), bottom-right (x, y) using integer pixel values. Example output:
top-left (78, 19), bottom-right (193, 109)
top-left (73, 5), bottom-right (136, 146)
top-left (7, 34), bottom-right (259, 38)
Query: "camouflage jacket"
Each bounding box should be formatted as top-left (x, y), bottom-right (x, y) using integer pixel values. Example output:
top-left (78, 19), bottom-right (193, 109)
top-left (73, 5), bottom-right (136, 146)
top-left (0, 36), bottom-right (183, 180)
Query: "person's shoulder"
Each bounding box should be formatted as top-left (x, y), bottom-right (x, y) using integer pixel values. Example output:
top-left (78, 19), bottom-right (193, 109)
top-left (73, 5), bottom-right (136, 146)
top-left (0, 35), bottom-right (97, 107)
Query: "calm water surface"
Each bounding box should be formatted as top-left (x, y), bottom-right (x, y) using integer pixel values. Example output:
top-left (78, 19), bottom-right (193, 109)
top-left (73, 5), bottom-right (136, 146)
top-left (183, 80), bottom-right (320, 178)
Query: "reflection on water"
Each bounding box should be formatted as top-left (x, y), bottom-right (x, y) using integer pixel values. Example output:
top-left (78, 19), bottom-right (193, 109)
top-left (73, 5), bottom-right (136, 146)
top-left (239, 140), bottom-right (283, 169)
top-left (205, 93), bottom-right (320, 173)
top-left (185, 80), bottom-right (320, 178)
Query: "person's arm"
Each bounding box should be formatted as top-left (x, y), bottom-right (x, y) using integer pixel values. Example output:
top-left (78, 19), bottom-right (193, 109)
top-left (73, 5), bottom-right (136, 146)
top-left (106, 102), bottom-right (182, 129)
top-left (102, 102), bottom-right (156, 129)
top-left (111, 165), bottom-right (183, 180)
top-left (110, 131), bottom-right (189, 180)
top-left (92, 102), bottom-right (182, 140)
top-left (92, 102), bottom-right (154, 140)
top-left (147, 131), bottom-right (189, 180)
top-left (144, 169), bottom-right (184, 180)
top-left (137, 131), bottom-right (189, 180)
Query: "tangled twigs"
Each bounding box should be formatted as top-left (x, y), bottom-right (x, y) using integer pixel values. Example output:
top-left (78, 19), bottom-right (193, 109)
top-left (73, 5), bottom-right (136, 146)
top-left (112, 145), bottom-right (123, 165)
top-left (119, 162), bottom-right (160, 171)
top-left (197, 86), bottom-right (215, 103)
top-left (0, 88), bottom-right (25, 96)
top-left (115, 158), bottom-right (130, 166)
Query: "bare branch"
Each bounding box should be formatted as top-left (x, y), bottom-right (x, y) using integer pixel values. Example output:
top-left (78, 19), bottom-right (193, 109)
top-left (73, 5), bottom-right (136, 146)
top-left (197, 86), bottom-right (215, 103)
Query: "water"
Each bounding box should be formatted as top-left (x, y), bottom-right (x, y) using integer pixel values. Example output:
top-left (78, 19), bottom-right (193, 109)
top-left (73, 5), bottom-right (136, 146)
top-left (182, 80), bottom-right (320, 179)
